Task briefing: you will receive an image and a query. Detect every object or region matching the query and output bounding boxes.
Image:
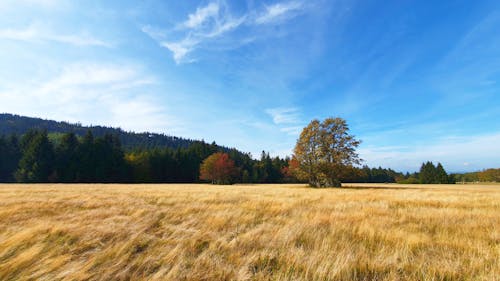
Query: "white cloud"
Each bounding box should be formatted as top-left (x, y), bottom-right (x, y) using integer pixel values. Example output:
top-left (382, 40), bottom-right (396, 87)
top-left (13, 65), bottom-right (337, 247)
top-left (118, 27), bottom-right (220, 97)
top-left (43, 63), bottom-right (136, 87)
top-left (255, 1), bottom-right (303, 25)
top-left (147, 1), bottom-right (245, 64)
top-left (266, 107), bottom-right (304, 138)
top-left (183, 2), bottom-right (220, 29)
top-left (106, 95), bottom-right (176, 133)
top-left (0, 0), bottom-right (62, 10)
top-left (203, 16), bottom-right (247, 38)
top-left (280, 126), bottom-right (303, 136)
top-left (141, 25), bottom-right (165, 41)
top-left (266, 107), bottom-right (301, 124)
top-left (358, 133), bottom-right (500, 172)
top-left (51, 34), bottom-right (110, 47)
top-left (142, 1), bottom-right (306, 64)
top-left (0, 62), bottom-right (179, 133)
top-left (161, 38), bottom-right (198, 64)
top-left (0, 24), bottom-right (111, 47)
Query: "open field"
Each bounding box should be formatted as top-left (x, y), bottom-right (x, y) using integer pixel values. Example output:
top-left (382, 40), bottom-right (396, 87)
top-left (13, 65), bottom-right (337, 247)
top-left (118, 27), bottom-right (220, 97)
top-left (0, 183), bottom-right (499, 281)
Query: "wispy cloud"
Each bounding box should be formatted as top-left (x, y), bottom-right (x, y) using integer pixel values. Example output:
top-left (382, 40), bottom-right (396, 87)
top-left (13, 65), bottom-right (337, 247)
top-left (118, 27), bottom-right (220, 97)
top-left (266, 107), bottom-right (301, 124)
top-left (280, 126), bottom-right (303, 136)
top-left (0, 0), bottom-right (63, 10)
top-left (41, 63), bottom-right (138, 89)
top-left (0, 24), bottom-right (111, 47)
top-left (0, 62), bottom-right (179, 133)
top-left (265, 107), bottom-right (304, 137)
top-left (429, 11), bottom-right (500, 106)
top-left (142, 1), bottom-right (306, 64)
top-left (358, 133), bottom-right (500, 172)
top-left (182, 2), bottom-right (220, 29)
top-left (140, 25), bottom-right (165, 41)
top-left (255, 1), bottom-right (303, 25)
top-left (142, 2), bottom-right (246, 64)
top-left (161, 39), bottom-right (198, 64)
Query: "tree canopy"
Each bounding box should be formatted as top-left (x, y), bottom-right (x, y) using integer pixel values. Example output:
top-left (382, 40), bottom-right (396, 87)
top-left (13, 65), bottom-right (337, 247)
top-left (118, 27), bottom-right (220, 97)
top-left (1, 126), bottom-right (492, 185)
top-left (292, 117), bottom-right (361, 187)
top-left (418, 161), bottom-right (451, 184)
top-left (200, 152), bottom-right (238, 185)
top-left (15, 131), bottom-right (55, 183)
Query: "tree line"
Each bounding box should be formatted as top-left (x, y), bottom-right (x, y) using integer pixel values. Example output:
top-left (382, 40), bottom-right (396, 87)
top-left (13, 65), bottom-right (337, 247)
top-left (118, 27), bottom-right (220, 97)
top-left (0, 130), bottom-right (291, 183)
top-left (451, 168), bottom-right (500, 183)
top-left (0, 129), bottom-right (403, 184)
top-left (396, 161), bottom-right (454, 184)
top-left (286, 117), bottom-right (481, 186)
top-left (0, 113), bottom-right (199, 150)
top-left (0, 129), bottom-right (491, 184)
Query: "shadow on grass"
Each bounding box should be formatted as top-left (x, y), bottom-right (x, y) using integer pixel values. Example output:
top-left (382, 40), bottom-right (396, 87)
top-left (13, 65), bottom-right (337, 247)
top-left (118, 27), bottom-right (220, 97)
top-left (339, 185), bottom-right (425, 191)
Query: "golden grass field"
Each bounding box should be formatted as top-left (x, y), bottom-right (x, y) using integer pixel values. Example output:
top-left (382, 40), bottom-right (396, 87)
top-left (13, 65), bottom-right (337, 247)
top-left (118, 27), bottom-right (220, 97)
top-left (0, 183), bottom-right (499, 281)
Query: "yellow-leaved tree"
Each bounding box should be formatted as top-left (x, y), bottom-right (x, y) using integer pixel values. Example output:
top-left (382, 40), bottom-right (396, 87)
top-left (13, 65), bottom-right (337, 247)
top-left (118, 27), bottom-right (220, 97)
top-left (292, 117), bottom-right (361, 187)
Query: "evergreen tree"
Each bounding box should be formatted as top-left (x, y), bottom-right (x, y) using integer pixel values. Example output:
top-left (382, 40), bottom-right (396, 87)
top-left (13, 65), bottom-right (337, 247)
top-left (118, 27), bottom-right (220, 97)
top-left (242, 169), bottom-right (251, 183)
top-left (419, 161), bottom-right (449, 184)
top-left (419, 162), bottom-right (434, 184)
top-left (0, 135), bottom-right (21, 182)
top-left (77, 130), bottom-right (95, 182)
top-left (436, 163), bottom-right (449, 184)
top-left (55, 132), bottom-right (80, 182)
top-left (15, 130), bottom-right (55, 182)
top-left (93, 134), bottom-right (128, 183)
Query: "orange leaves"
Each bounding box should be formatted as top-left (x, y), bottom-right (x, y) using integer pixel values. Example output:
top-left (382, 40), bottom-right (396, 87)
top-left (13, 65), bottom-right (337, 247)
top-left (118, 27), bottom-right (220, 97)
top-left (200, 152), bottom-right (238, 185)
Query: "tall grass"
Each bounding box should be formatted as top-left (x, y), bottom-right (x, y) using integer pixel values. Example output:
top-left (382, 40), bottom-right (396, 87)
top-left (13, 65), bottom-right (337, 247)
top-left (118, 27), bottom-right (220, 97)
top-left (0, 183), bottom-right (498, 280)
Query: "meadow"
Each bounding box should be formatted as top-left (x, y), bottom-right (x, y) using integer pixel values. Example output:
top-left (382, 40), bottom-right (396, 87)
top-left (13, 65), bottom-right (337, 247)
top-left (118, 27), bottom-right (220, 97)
top-left (0, 183), bottom-right (498, 281)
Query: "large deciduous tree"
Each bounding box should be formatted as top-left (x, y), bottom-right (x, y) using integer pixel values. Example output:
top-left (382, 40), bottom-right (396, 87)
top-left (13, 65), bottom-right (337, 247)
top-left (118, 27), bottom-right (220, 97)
top-left (292, 117), bottom-right (361, 187)
top-left (200, 152), bottom-right (238, 185)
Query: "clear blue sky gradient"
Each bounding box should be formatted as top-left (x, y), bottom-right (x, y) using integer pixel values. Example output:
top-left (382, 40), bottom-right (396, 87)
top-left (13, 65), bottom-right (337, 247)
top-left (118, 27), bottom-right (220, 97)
top-left (0, 0), bottom-right (499, 172)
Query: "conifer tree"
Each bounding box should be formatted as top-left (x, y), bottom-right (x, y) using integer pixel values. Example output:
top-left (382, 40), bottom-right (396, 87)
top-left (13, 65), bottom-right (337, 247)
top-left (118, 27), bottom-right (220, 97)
top-left (77, 130), bottom-right (95, 182)
top-left (56, 132), bottom-right (80, 182)
top-left (436, 162), bottom-right (449, 184)
top-left (15, 130), bottom-right (55, 182)
top-left (0, 135), bottom-right (21, 182)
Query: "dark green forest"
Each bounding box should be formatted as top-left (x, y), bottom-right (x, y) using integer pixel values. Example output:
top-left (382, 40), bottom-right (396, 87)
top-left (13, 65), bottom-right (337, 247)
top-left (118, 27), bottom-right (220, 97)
top-left (0, 130), bottom-right (293, 183)
top-left (0, 130), bottom-right (459, 184)
top-left (0, 113), bottom-right (198, 150)
top-left (0, 114), bottom-right (487, 184)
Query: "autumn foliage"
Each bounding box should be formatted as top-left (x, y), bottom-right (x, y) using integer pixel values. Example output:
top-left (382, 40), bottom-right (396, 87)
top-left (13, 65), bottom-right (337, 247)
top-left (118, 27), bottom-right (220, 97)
top-left (293, 117), bottom-right (361, 187)
top-left (200, 152), bottom-right (238, 185)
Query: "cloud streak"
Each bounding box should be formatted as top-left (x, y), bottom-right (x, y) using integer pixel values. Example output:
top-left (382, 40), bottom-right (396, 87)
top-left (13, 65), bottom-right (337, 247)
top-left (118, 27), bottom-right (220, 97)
top-left (0, 0), bottom-right (63, 10)
top-left (358, 133), bottom-right (500, 172)
top-left (266, 107), bottom-right (304, 136)
top-left (266, 107), bottom-right (301, 124)
top-left (0, 62), bottom-right (179, 133)
top-left (142, 1), bottom-right (305, 63)
top-left (255, 1), bottom-right (303, 24)
top-left (183, 2), bottom-right (220, 29)
top-left (0, 24), bottom-right (111, 47)
top-left (146, 2), bottom-right (246, 64)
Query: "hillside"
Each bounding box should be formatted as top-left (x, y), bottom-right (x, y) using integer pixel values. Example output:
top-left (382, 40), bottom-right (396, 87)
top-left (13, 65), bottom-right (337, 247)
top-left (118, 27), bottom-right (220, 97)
top-left (0, 113), bottom-right (201, 150)
top-left (0, 113), bottom-right (291, 184)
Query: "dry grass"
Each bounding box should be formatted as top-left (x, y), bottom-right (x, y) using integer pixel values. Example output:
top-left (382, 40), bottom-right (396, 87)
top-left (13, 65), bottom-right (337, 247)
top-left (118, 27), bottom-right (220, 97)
top-left (0, 183), bottom-right (499, 281)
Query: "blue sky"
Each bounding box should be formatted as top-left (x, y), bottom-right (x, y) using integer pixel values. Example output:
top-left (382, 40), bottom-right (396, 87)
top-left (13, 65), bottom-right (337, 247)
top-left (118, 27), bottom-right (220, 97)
top-left (0, 0), bottom-right (499, 172)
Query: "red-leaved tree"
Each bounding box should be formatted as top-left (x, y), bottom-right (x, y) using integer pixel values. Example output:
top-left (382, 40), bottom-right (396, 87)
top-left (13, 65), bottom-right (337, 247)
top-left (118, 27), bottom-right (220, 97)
top-left (200, 152), bottom-right (238, 185)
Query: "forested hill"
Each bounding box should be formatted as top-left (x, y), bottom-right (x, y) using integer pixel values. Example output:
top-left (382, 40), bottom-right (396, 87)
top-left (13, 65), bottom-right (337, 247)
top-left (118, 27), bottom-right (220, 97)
top-left (0, 113), bottom-right (202, 150)
top-left (0, 113), bottom-right (291, 184)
